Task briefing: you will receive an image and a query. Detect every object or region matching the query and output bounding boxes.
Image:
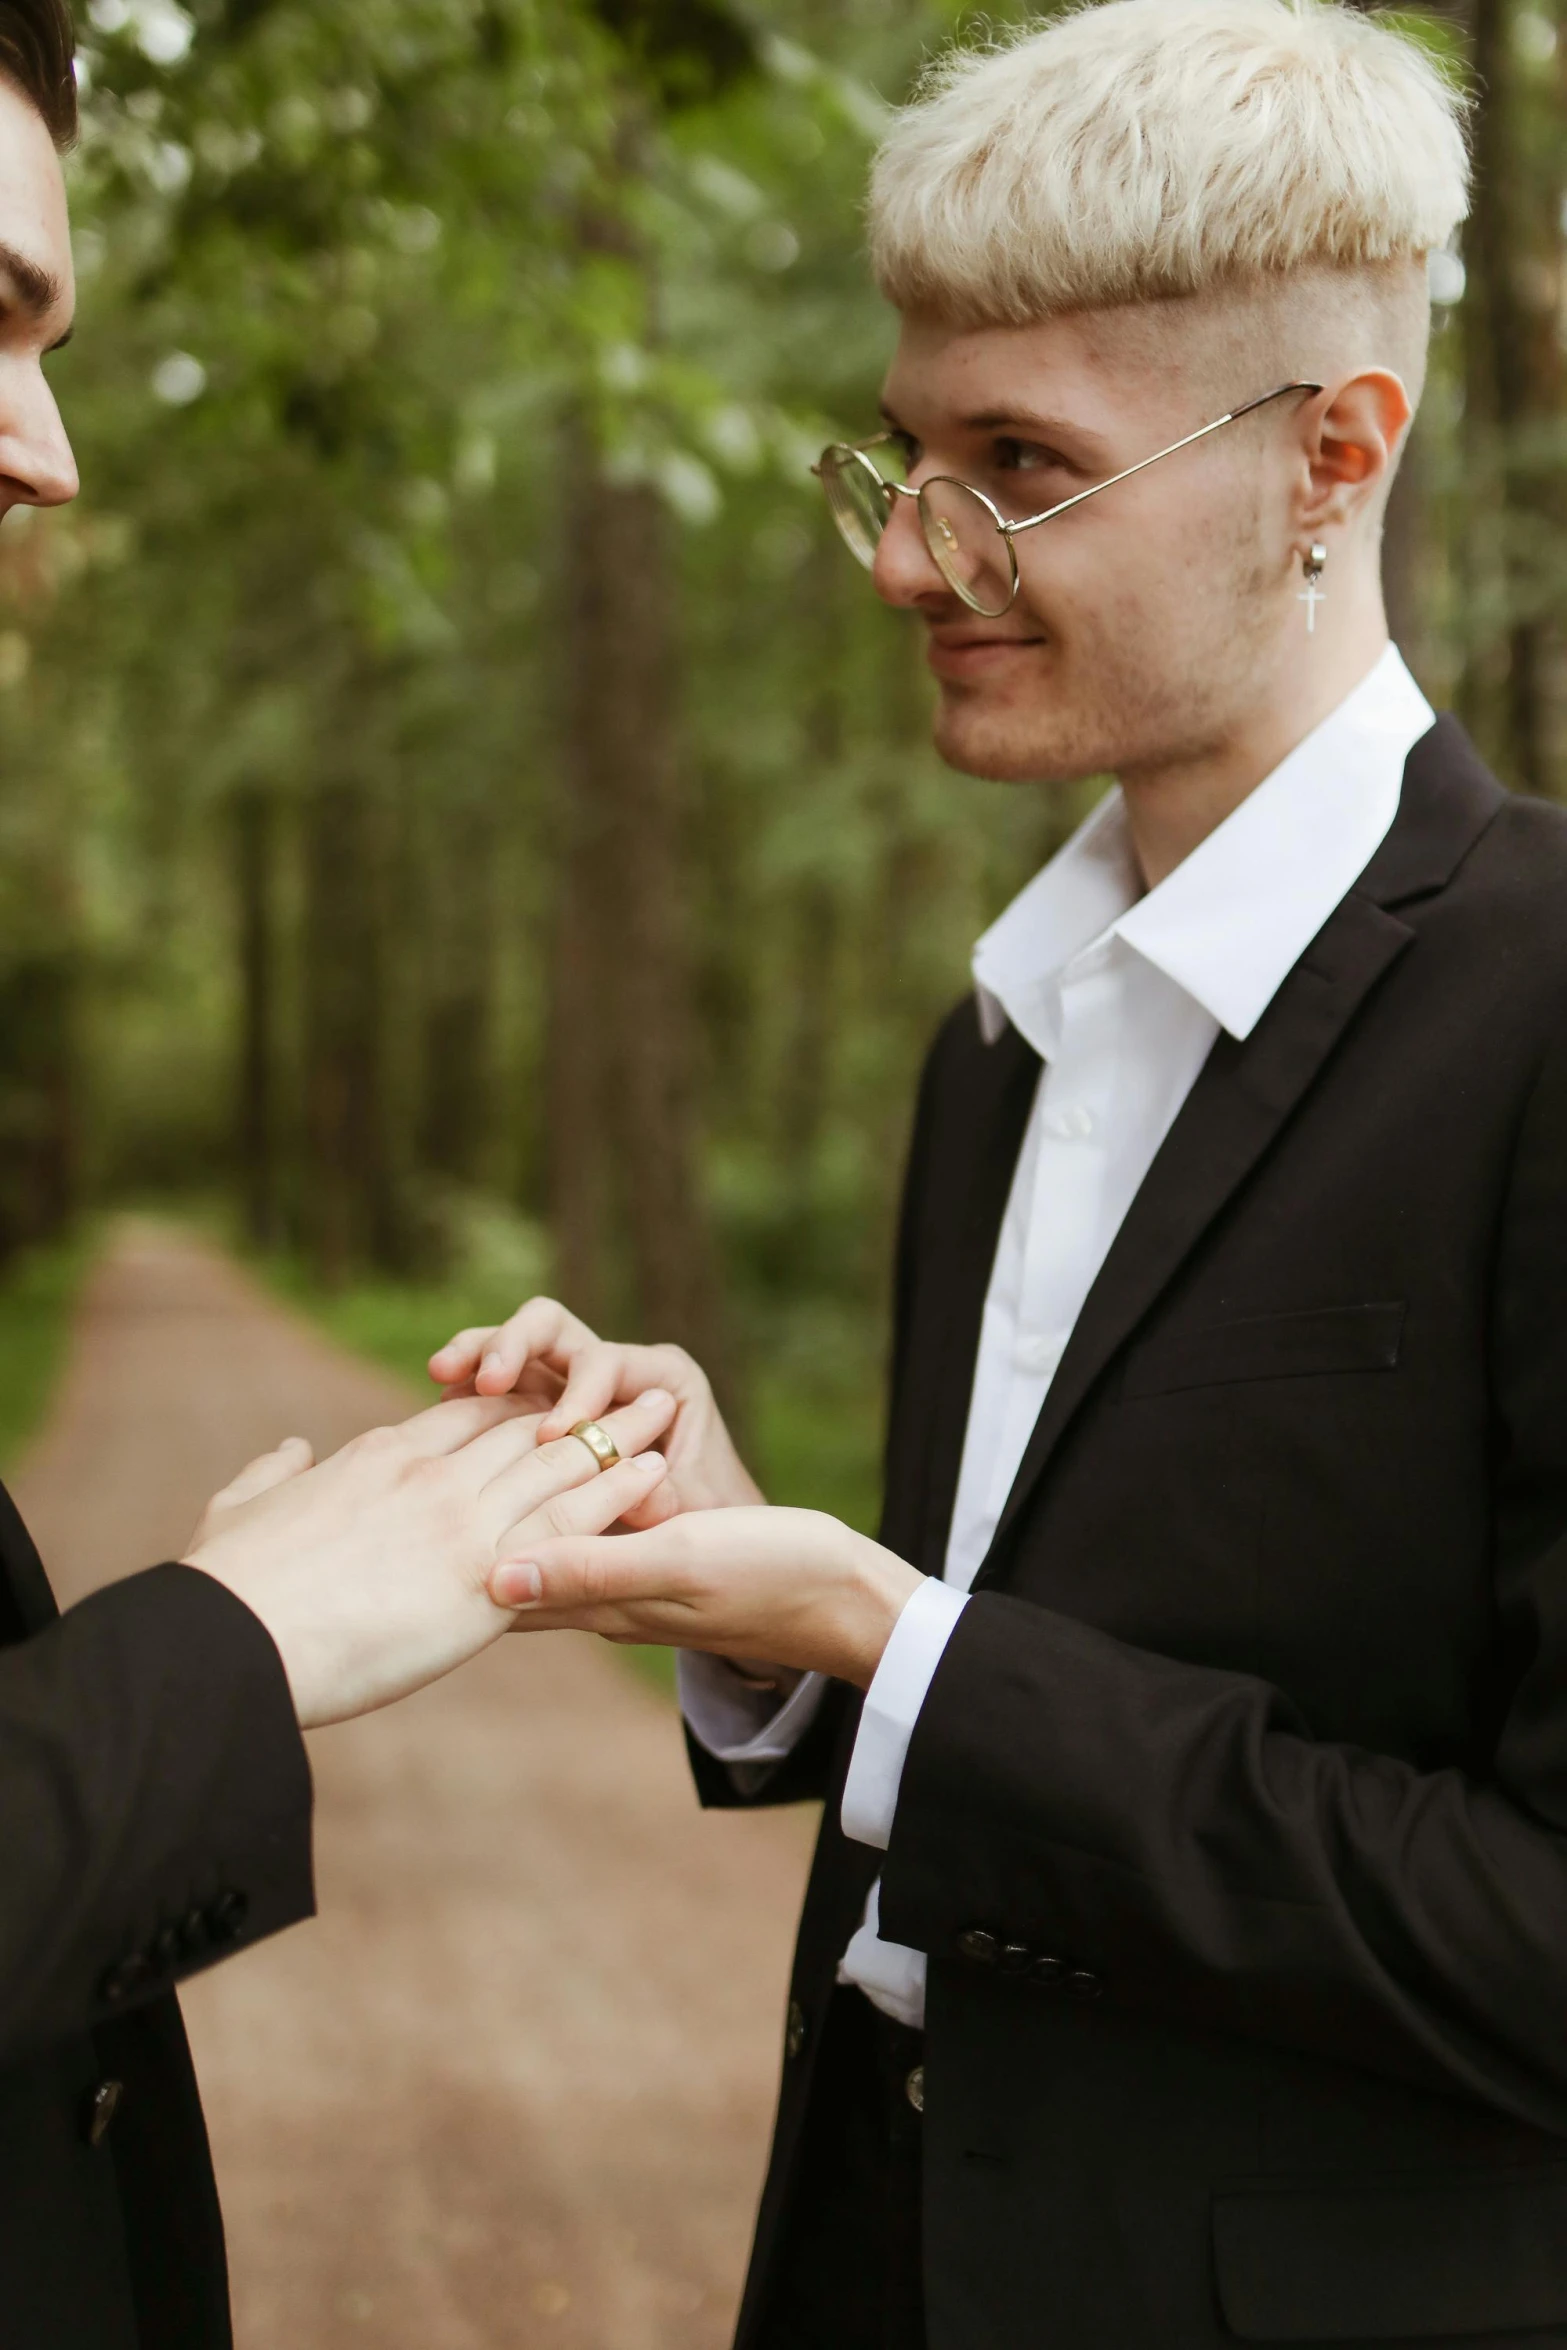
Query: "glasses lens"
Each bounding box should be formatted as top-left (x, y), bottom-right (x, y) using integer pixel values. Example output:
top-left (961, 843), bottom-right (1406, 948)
top-left (820, 448), bottom-right (889, 571)
top-left (919, 477), bottom-right (1016, 615)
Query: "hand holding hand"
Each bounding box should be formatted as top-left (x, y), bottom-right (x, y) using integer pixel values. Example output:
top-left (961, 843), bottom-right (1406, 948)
top-left (427, 1296), bottom-right (761, 1523)
top-left (184, 1389), bottom-right (675, 1729)
top-left (487, 1506), bottom-right (923, 1691)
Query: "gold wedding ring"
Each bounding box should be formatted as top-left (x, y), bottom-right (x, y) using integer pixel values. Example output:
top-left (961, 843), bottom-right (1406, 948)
top-left (567, 1418), bottom-right (621, 1474)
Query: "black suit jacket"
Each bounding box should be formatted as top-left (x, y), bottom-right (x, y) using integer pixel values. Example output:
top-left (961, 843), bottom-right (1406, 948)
top-left (0, 1488), bottom-right (314, 2347)
top-left (696, 715), bottom-right (1567, 2348)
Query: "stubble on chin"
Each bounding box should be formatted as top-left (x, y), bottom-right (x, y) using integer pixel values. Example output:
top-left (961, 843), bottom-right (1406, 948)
top-left (931, 678), bottom-right (1136, 787)
top-left (930, 644), bottom-right (1231, 787)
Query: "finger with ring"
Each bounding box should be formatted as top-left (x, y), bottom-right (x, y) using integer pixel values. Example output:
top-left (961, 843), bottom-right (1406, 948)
top-left (568, 1418), bottom-right (621, 1473)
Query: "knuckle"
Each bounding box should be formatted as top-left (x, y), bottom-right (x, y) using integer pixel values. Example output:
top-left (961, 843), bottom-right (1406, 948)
top-left (657, 1344), bottom-right (705, 1395)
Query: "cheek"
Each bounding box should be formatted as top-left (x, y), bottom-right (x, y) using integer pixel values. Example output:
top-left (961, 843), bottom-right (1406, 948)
top-left (1012, 533), bottom-right (1169, 652)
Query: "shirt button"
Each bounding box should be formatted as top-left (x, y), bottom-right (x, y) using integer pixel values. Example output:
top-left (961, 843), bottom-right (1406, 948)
top-left (1042, 1103), bottom-right (1095, 1140)
top-left (1017, 1335), bottom-right (1059, 1375)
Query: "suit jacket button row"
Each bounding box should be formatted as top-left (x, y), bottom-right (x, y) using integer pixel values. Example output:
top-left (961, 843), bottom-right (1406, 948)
top-left (98, 1887), bottom-right (250, 2004)
top-left (955, 1930), bottom-right (1104, 1998)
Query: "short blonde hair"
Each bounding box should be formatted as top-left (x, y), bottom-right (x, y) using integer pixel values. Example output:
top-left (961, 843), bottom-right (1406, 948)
top-left (868, 0), bottom-right (1471, 326)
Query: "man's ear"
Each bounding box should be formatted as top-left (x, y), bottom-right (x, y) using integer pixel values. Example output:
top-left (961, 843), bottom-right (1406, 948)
top-left (1297, 369), bottom-right (1413, 534)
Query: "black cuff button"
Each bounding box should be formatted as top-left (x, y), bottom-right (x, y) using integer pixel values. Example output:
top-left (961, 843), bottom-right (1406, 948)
top-left (207, 1888), bottom-right (249, 1946)
top-left (83, 2079), bottom-right (123, 2148)
top-left (785, 2000), bottom-right (807, 2061)
top-left (1030, 1955), bottom-right (1067, 1989)
top-left (1067, 1968), bottom-right (1105, 2001)
top-left (956, 1928), bottom-right (999, 1966)
top-left (997, 1942), bottom-right (1032, 1975)
top-left (98, 1953), bottom-right (152, 2007)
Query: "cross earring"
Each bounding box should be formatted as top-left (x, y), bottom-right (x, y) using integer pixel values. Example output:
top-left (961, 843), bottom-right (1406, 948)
top-left (1299, 542), bottom-right (1327, 635)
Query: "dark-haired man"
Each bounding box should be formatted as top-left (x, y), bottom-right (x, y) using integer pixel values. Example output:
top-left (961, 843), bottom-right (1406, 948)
top-left (0, 15), bottom-right (679, 2335)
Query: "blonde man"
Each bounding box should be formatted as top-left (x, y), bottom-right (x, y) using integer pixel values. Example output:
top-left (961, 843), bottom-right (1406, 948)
top-left (441, 5), bottom-right (1567, 2344)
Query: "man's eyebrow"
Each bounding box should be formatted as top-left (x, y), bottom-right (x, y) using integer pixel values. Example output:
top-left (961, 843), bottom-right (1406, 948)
top-left (0, 241), bottom-right (66, 319)
top-left (958, 405), bottom-right (1110, 459)
top-left (878, 394), bottom-right (1110, 465)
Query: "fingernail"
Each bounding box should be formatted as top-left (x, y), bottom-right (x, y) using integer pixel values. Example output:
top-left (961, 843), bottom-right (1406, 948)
top-left (480, 1353), bottom-right (502, 1379)
top-left (497, 1561), bottom-right (542, 1606)
top-left (639, 1387), bottom-right (674, 1410)
top-left (636, 1451), bottom-right (668, 1475)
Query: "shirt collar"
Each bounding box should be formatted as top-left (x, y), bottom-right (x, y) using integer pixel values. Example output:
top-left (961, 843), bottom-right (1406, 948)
top-left (973, 644), bottom-right (1435, 1052)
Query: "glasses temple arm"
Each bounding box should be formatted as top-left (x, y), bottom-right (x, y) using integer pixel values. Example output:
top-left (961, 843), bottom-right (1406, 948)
top-left (1005, 380), bottom-right (1325, 539)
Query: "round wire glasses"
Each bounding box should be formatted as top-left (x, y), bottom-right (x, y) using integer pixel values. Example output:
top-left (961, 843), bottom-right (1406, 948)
top-left (813, 382), bottom-right (1323, 618)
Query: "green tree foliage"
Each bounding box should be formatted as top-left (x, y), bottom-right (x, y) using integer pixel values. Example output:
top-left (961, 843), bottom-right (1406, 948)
top-left (1, 0), bottom-right (1562, 1506)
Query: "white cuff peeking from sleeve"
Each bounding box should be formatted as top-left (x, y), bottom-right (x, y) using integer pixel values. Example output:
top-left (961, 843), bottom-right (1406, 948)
top-left (677, 1651), bottom-right (828, 1765)
top-left (840, 1575), bottom-right (969, 1852)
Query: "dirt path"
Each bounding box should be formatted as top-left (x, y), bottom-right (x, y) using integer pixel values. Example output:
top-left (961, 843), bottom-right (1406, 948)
top-left (12, 1222), bottom-right (814, 2350)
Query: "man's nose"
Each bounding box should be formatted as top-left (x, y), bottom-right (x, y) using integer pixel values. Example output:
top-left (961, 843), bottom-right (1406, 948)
top-left (872, 488), bottom-right (950, 611)
top-left (0, 372), bottom-right (78, 512)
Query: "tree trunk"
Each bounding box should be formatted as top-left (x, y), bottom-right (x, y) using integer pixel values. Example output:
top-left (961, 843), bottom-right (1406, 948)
top-left (418, 786), bottom-right (496, 1191)
top-left (553, 436), bottom-right (729, 1384)
top-left (1464, 0), bottom-right (1560, 792)
top-left (300, 779), bottom-right (398, 1285)
top-left (0, 950), bottom-right (77, 1265)
top-left (232, 785), bottom-right (279, 1250)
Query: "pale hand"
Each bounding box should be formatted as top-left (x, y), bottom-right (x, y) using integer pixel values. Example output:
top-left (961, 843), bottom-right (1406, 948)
top-left (184, 1390), bottom-right (674, 1729)
top-left (488, 1506), bottom-right (923, 1692)
top-left (427, 1295), bottom-right (762, 1526)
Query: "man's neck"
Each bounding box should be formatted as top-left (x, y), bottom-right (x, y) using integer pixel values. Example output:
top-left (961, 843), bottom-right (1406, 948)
top-left (1117, 603), bottom-right (1393, 891)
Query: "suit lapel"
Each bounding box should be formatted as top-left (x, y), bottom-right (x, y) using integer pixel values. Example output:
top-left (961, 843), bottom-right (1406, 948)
top-left (883, 1017), bottom-right (1039, 1578)
top-left (973, 713), bottom-right (1506, 1587)
top-left (0, 1480), bottom-right (58, 1640)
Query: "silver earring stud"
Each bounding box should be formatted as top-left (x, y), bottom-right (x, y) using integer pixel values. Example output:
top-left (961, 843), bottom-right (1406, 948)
top-left (1298, 542), bottom-right (1327, 635)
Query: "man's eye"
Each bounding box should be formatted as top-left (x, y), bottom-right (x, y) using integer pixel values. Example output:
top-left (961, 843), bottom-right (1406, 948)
top-left (993, 437), bottom-right (1063, 475)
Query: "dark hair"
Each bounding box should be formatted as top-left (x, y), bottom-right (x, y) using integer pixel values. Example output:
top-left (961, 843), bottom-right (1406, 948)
top-left (0, 0), bottom-right (75, 148)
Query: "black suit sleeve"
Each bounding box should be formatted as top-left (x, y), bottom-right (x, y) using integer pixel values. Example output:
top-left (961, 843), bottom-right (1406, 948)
top-left (878, 1022), bottom-right (1567, 2135)
top-left (0, 1562), bottom-right (314, 2066)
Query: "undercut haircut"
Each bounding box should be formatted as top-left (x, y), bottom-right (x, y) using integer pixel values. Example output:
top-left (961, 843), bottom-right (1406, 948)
top-left (868, 0), bottom-right (1470, 328)
top-left (0, 0), bottom-right (75, 148)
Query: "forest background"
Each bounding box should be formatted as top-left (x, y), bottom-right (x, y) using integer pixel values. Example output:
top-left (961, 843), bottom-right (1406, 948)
top-left (0, 0), bottom-right (1562, 1529)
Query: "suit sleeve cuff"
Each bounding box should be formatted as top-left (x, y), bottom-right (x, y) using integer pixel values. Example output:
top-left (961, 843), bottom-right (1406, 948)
top-left (677, 1651), bottom-right (828, 1765)
top-left (841, 1576), bottom-right (968, 1852)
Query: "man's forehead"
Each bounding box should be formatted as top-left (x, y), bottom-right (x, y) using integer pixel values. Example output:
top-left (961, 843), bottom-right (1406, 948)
top-left (883, 314), bottom-right (1124, 427)
top-left (0, 79), bottom-right (74, 318)
top-left (880, 301), bottom-right (1227, 432)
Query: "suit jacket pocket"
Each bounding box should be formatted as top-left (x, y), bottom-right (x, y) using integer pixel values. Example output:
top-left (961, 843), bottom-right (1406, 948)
top-left (1212, 2164), bottom-right (1567, 2341)
top-left (1123, 1303), bottom-right (1405, 1399)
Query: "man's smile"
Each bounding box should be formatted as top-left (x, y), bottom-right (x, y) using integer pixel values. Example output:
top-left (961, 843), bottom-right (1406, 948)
top-left (925, 627), bottom-right (1047, 681)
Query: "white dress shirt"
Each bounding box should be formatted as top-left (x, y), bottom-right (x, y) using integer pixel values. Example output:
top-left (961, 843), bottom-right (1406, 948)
top-left (682, 645), bottom-right (1436, 2029)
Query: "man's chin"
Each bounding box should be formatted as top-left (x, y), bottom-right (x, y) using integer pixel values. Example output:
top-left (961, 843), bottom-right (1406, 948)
top-left (932, 695), bottom-right (1105, 786)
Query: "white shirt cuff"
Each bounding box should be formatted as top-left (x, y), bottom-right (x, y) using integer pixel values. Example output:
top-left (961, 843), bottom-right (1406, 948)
top-left (840, 1575), bottom-right (969, 1852)
top-left (677, 1651), bottom-right (828, 1765)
